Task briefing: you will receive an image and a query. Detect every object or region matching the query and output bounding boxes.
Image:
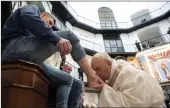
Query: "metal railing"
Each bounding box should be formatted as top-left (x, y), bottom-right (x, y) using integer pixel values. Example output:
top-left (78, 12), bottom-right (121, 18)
top-left (104, 33), bottom-right (170, 53)
top-left (104, 44), bottom-right (138, 53)
top-left (61, 1), bottom-right (170, 29)
top-left (79, 37), bottom-right (102, 52)
top-left (123, 44), bottom-right (138, 52)
top-left (141, 33), bottom-right (170, 49)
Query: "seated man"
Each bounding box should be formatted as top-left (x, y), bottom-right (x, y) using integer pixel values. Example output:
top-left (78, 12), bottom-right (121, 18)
top-left (90, 53), bottom-right (164, 107)
top-left (43, 52), bottom-right (84, 108)
top-left (42, 62), bottom-right (84, 108)
top-left (2, 5), bottom-right (100, 108)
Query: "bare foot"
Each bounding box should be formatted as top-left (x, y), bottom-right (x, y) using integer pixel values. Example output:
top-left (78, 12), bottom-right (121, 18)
top-left (87, 74), bottom-right (100, 87)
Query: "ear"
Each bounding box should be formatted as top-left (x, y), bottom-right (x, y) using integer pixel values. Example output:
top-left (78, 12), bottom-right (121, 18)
top-left (41, 12), bottom-right (46, 17)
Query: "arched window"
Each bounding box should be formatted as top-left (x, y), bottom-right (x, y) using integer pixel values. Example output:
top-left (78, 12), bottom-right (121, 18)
top-left (98, 7), bottom-right (117, 29)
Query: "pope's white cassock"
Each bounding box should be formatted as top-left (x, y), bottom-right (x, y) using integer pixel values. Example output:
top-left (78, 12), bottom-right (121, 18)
top-left (98, 59), bottom-right (164, 107)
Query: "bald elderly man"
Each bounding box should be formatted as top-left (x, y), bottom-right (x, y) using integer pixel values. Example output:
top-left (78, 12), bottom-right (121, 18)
top-left (90, 53), bottom-right (164, 107)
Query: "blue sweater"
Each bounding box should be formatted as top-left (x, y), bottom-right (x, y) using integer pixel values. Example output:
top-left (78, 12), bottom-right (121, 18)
top-left (2, 5), bottom-right (61, 51)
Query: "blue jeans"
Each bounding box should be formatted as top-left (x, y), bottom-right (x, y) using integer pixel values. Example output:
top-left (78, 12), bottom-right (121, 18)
top-left (41, 63), bottom-right (83, 108)
top-left (2, 31), bottom-right (86, 64)
top-left (2, 30), bottom-right (86, 108)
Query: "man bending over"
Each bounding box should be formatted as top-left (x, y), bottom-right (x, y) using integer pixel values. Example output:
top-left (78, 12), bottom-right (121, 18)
top-left (90, 53), bottom-right (164, 107)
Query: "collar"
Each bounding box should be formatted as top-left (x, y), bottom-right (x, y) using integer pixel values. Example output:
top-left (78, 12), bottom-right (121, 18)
top-left (107, 59), bottom-right (130, 87)
top-left (108, 59), bottom-right (117, 83)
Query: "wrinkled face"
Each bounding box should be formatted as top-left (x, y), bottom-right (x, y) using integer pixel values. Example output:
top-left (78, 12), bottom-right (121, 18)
top-left (91, 57), bottom-right (111, 81)
top-left (41, 12), bottom-right (54, 28)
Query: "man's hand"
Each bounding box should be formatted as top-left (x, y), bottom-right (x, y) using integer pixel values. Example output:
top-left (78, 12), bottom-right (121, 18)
top-left (57, 39), bottom-right (72, 55)
top-left (62, 65), bottom-right (72, 73)
top-left (90, 76), bottom-right (105, 90)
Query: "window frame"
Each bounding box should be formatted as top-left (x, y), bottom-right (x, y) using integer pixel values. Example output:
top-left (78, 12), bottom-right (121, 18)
top-left (104, 39), bottom-right (124, 52)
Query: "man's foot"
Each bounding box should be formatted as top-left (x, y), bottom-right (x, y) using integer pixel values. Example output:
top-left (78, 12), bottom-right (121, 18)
top-left (87, 74), bottom-right (100, 87)
top-left (78, 56), bottom-right (100, 86)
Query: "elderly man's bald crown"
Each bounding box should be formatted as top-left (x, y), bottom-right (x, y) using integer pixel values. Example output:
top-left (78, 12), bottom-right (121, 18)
top-left (93, 52), bottom-right (112, 62)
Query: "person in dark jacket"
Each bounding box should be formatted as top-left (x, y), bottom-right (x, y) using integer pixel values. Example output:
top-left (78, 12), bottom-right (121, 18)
top-left (1, 5), bottom-right (100, 108)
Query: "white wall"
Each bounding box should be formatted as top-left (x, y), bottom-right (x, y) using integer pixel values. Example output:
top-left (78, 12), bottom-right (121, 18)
top-left (95, 34), bottom-right (105, 52)
top-left (133, 17), bottom-right (170, 37)
top-left (66, 21), bottom-right (105, 52)
top-left (120, 33), bottom-right (139, 52)
top-left (120, 17), bottom-right (170, 52)
top-left (130, 9), bottom-right (151, 26)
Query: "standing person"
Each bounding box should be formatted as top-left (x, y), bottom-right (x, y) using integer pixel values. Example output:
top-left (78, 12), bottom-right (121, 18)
top-left (44, 52), bottom-right (84, 108)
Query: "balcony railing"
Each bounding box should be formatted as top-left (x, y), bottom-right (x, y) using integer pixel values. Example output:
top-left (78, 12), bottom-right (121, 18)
top-left (141, 34), bottom-right (170, 50)
top-left (123, 44), bottom-right (138, 52)
top-left (79, 37), bottom-right (102, 52)
top-left (104, 44), bottom-right (138, 53)
top-left (61, 1), bottom-right (170, 29)
top-left (104, 34), bottom-right (170, 53)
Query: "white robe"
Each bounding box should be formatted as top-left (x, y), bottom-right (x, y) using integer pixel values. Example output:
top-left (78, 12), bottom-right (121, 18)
top-left (44, 52), bottom-right (61, 68)
top-left (98, 59), bottom-right (164, 107)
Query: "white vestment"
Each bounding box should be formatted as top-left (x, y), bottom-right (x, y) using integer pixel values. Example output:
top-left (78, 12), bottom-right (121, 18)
top-left (98, 60), bottom-right (164, 107)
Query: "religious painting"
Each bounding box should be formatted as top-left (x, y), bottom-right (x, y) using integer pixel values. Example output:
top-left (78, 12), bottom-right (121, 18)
top-left (146, 49), bottom-right (170, 81)
top-left (136, 44), bottom-right (170, 81)
top-left (155, 59), bottom-right (170, 80)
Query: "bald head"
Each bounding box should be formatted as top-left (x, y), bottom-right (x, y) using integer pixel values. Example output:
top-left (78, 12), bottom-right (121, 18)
top-left (91, 53), bottom-right (113, 81)
top-left (93, 52), bottom-right (112, 62)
